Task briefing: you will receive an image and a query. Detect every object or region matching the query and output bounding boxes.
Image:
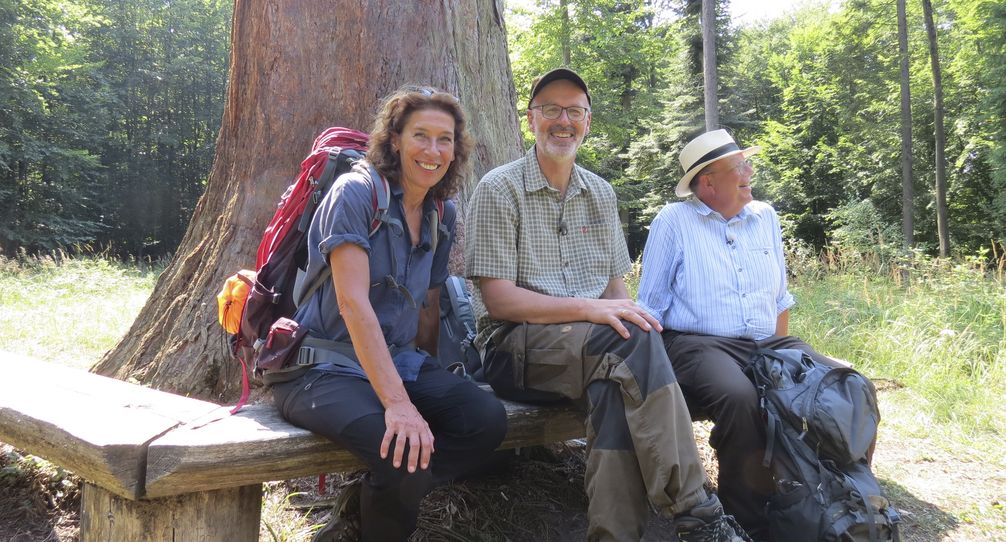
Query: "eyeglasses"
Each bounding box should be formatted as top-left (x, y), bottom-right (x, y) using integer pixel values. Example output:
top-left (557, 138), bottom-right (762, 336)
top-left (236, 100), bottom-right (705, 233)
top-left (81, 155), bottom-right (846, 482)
top-left (704, 158), bottom-right (753, 177)
top-left (529, 104), bottom-right (590, 121)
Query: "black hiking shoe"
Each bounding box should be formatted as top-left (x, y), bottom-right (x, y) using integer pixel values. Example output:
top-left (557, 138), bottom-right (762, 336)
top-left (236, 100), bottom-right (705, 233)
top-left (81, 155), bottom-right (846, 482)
top-left (311, 481), bottom-right (361, 542)
top-left (674, 494), bottom-right (753, 542)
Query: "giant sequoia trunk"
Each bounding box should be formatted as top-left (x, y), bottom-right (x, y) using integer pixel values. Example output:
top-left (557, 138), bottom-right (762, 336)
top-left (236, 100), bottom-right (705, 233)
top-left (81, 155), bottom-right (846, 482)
top-left (93, 0), bottom-right (523, 403)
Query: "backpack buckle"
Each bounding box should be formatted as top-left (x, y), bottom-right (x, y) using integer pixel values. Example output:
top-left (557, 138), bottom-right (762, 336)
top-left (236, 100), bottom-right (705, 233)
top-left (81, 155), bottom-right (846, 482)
top-left (296, 346), bottom-right (316, 366)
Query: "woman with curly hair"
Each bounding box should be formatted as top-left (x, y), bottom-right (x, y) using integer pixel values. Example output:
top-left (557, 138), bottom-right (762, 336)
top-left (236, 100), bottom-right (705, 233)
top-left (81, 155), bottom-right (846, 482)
top-left (271, 86), bottom-right (506, 542)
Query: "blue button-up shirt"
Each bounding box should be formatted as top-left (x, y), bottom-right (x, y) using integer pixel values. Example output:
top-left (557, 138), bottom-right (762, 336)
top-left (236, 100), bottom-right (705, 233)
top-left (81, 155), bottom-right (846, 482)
top-left (294, 169), bottom-right (455, 380)
top-left (637, 198), bottom-right (793, 341)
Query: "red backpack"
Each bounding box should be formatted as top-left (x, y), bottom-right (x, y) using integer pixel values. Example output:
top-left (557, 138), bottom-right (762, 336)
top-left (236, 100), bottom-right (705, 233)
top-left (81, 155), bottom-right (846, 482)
top-left (217, 127), bottom-right (444, 412)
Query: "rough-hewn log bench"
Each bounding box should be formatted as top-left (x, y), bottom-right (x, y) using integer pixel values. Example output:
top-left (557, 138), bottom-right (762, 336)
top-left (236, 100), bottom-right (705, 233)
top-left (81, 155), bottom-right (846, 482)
top-left (0, 353), bottom-right (583, 541)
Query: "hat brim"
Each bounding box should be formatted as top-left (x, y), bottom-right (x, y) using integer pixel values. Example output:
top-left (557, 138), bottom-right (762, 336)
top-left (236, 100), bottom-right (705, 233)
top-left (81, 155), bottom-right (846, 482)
top-left (675, 146), bottom-right (761, 198)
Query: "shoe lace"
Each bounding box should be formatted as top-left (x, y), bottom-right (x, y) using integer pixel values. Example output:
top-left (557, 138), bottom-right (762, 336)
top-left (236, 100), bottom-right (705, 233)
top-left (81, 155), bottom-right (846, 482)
top-left (677, 513), bottom-right (753, 542)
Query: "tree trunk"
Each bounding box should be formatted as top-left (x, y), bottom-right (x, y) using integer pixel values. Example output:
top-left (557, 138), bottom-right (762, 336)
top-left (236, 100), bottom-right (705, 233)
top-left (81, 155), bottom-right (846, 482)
top-left (701, 0), bottom-right (718, 131)
top-left (93, 0), bottom-right (523, 403)
top-left (922, 0), bottom-right (949, 257)
top-left (897, 0), bottom-right (914, 249)
top-left (560, 0), bottom-right (571, 66)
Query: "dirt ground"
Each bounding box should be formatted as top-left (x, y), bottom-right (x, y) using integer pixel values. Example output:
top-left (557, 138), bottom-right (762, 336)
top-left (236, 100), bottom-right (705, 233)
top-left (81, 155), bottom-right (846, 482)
top-left (2, 386), bottom-right (1004, 541)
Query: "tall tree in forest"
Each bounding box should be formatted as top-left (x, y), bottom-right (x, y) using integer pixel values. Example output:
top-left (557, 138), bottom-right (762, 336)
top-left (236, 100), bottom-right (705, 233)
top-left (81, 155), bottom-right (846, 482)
top-left (89, 0), bottom-right (231, 259)
top-left (897, 0), bottom-right (914, 249)
top-left (93, 0), bottom-right (523, 402)
top-left (922, 0), bottom-right (948, 256)
top-left (701, 0), bottom-right (718, 129)
top-left (0, 0), bottom-right (107, 253)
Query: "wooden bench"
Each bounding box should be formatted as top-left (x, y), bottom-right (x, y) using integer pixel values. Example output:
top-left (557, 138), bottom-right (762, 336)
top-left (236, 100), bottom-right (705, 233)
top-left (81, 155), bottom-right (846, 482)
top-left (0, 352), bottom-right (584, 541)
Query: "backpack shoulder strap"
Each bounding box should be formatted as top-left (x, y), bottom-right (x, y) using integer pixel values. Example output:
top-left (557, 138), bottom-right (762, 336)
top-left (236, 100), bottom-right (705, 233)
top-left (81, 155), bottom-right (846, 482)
top-left (367, 163), bottom-right (393, 237)
top-left (427, 199), bottom-right (450, 253)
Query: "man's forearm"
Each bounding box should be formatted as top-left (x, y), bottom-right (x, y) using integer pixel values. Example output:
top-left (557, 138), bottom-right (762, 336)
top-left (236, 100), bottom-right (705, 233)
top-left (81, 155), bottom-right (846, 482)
top-left (776, 309), bottom-right (790, 336)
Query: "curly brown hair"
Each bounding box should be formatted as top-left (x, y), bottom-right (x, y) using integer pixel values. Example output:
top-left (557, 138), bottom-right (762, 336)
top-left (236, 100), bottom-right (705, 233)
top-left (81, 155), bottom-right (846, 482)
top-left (367, 86), bottom-right (473, 201)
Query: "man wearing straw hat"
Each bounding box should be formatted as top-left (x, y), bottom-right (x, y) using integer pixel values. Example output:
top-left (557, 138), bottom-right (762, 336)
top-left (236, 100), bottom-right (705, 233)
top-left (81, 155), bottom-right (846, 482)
top-left (466, 71), bottom-right (751, 542)
top-left (636, 129), bottom-right (853, 538)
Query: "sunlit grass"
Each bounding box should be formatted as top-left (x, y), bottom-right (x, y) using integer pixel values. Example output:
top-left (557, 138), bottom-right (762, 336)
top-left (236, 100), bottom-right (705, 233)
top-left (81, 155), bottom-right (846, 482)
top-left (0, 253), bottom-right (162, 370)
top-left (788, 260), bottom-right (1006, 462)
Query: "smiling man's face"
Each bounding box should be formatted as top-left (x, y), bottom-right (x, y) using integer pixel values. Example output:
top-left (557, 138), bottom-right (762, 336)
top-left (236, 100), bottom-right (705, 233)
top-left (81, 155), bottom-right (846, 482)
top-left (696, 155), bottom-right (754, 219)
top-left (527, 79), bottom-right (591, 162)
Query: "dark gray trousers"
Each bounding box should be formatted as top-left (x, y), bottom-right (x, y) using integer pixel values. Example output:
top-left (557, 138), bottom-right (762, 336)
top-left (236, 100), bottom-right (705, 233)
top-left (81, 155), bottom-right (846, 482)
top-left (272, 363), bottom-right (507, 542)
top-left (661, 332), bottom-right (840, 538)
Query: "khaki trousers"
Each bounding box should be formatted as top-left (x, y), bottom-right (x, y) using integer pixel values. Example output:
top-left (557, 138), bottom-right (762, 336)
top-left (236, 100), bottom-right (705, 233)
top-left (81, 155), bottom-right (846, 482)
top-left (484, 322), bottom-right (709, 542)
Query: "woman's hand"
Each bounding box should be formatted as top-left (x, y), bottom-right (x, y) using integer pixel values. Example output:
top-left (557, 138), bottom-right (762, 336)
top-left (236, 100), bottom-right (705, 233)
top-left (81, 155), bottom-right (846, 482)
top-left (381, 399), bottom-right (435, 472)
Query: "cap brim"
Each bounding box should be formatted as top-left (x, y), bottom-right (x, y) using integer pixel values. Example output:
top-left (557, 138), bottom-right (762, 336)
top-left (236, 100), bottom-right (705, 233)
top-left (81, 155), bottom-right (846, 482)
top-left (675, 146), bottom-right (761, 198)
top-left (529, 68), bottom-right (591, 107)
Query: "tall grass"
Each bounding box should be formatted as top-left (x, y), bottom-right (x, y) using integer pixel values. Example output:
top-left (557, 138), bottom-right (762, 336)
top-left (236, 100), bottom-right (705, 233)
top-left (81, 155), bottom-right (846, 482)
top-left (787, 247), bottom-right (1006, 457)
top-left (0, 253), bottom-right (162, 370)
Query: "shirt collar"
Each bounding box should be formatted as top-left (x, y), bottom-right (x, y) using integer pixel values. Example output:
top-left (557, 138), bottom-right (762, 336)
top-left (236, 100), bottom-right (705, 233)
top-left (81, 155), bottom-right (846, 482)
top-left (523, 145), bottom-right (589, 196)
top-left (686, 197), bottom-right (753, 222)
top-left (388, 178), bottom-right (438, 214)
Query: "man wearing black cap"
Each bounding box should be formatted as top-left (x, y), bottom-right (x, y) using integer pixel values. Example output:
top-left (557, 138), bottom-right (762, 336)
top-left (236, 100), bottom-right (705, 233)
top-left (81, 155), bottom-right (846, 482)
top-left (465, 70), bottom-right (750, 542)
top-left (637, 129), bottom-right (867, 539)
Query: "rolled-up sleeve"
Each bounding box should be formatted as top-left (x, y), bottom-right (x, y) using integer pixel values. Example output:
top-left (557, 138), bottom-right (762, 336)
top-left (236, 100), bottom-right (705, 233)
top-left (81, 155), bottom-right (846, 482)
top-left (770, 208), bottom-right (795, 313)
top-left (313, 173), bottom-right (376, 256)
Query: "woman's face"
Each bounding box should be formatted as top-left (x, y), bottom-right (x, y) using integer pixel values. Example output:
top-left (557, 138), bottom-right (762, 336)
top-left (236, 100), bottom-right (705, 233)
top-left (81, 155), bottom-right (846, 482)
top-left (392, 107), bottom-right (456, 195)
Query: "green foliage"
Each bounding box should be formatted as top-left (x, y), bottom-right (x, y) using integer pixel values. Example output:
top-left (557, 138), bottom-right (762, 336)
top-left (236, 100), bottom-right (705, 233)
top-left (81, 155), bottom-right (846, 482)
top-left (0, 0), bottom-right (108, 253)
top-left (825, 199), bottom-right (903, 261)
top-left (0, 0), bottom-right (231, 259)
top-left (504, 0), bottom-right (1006, 257)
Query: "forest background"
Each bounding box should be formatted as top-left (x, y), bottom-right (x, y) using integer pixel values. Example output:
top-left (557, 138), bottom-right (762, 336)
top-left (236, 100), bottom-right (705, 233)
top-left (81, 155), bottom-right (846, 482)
top-left (3, 0), bottom-right (1006, 264)
top-left (2, 1), bottom-right (1005, 539)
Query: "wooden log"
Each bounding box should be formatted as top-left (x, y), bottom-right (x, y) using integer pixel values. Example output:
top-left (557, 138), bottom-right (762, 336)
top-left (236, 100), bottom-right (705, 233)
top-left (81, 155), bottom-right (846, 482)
top-left (80, 481), bottom-right (261, 542)
top-left (144, 398), bottom-right (585, 498)
top-left (0, 353), bottom-right (224, 499)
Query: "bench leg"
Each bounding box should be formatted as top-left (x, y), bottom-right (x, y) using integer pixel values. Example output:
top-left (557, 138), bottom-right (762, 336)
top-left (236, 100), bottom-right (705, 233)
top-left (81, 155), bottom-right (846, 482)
top-left (80, 482), bottom-right (262, 541)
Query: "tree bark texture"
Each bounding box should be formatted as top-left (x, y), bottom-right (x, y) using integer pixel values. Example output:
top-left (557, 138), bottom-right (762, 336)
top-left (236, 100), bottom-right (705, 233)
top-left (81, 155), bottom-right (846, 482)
top-left (93, 0), bottom-right (523, 403)
top-left (923, 0), bottom-right (949, 257)
top-left (701, 0), bottom-right (719, 131)
top-left (897, 0), bottom-right (914, 249)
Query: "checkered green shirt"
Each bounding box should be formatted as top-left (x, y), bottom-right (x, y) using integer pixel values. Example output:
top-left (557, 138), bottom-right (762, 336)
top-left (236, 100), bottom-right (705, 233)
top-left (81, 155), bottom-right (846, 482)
top-left (464, 146), bottom-right (632, 348)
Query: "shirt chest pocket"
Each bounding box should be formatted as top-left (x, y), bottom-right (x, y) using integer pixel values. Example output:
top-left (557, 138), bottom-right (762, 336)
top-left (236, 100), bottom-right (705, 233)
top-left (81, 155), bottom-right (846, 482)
top-left (744, 246), bottom-right (781, 288)
top-left (566, 220), bottom-right (611, 275)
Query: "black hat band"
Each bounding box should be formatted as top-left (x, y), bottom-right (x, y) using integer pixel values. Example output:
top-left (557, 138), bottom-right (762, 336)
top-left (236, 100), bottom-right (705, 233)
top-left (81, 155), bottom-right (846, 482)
top-left (685, 142), bottom-right (740, 173)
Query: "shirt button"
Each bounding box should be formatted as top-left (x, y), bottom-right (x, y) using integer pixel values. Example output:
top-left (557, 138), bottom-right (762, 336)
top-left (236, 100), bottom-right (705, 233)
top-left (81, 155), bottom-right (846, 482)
top-left (742, 293), bottom-right (747, 298)
top-left (738, 268), bottom-right (743, 272)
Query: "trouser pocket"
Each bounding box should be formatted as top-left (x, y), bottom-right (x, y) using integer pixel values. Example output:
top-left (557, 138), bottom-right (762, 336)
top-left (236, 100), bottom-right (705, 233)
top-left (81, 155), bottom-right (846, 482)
top-left (490, 322), bottom-right (592, 401)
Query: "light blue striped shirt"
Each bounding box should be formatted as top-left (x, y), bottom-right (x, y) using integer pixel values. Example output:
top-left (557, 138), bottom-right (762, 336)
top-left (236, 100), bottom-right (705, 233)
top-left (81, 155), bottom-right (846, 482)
top-left (637, 198), bottom-right (794, 340)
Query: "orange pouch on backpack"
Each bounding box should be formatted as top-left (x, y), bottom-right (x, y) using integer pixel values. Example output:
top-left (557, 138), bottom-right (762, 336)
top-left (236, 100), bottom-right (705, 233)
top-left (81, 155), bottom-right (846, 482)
top-left (217, 270), bottom-right (256, 334)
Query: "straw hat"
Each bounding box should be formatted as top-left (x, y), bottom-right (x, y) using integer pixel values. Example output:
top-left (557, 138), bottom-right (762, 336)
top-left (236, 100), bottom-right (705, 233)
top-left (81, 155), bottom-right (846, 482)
top-left (676, 129), bottom-right (761, 197)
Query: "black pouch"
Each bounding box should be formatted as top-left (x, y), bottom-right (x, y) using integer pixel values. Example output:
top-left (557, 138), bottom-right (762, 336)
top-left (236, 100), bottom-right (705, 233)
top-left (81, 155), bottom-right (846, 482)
top-left (255, 317), bottom-right (308, 372)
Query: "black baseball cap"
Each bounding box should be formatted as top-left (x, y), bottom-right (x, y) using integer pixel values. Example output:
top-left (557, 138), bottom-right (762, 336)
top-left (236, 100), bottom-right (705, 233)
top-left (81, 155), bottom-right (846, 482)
top-left (528, 68), bottom-right (591, 107)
